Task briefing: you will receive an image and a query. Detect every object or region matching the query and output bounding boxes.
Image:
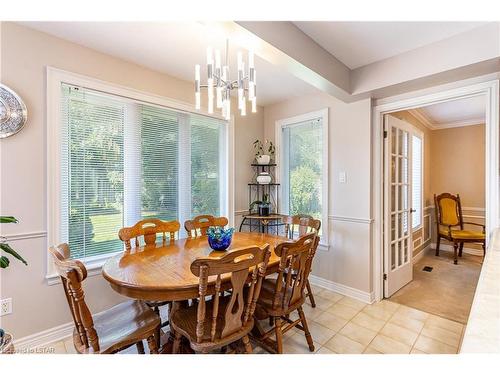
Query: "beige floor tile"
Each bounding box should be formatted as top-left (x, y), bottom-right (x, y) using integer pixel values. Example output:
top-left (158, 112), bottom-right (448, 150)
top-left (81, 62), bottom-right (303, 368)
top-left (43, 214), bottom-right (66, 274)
top-left (339, 322), bottom-right (378, 346)
top-left (318, 289), bottom-right (345, 303)
top-left (296, 303), bottom-right (324, 321)
top-left (351, 311), bottom-right (387, 332)
top-left (283, 331), bottom-right (319, 354)
top-left (63, 336), bottom-right (77, 354)
top-left (388, 313), bottom-right (425, 333)
top-left (396, 305), bottom-right (429, 322)
top-left (306, 295), bottom-right (336, 311)
top-left (425, 315), bottom-right (464, 335)
top-left (324, 334), bottom-right (366, 354)
top-left (337, 296), bottom-right (368, 311)
top-left (326, 303), bottom-right (360, 321)
top-left (299, 320), bottom-right (336, 345)
top-left (362, 303), bottom-right (397, 321)
top-left (420, 325), bottom-right (461, 348)
top-left (313, 311), bottom-right (349, 332)
top-left (316, 346), bottom-right (336, 354)
top-left (413, 335), bottom-right (457, 354)
top-left (379, 322), bottom-right (419, 347)
top-left (410, 348), bottom-right (427, 354)
top-left (368, 334), bottom-right (411, 354)
top-left (363, 346), bottom-right (383, 354)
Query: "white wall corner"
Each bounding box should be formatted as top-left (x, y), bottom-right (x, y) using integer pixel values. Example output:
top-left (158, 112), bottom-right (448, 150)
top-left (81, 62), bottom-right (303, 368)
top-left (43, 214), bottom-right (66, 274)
top-left (308, 274), bottom-right (374, 304)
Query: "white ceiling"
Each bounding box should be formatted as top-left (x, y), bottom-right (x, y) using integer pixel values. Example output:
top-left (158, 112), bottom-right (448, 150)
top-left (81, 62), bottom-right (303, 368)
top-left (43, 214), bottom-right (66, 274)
top-left (414, 95), bottom-right (486, 129)
top-left (293, 22), bottom-right (487, 69)
top-left (20, 21), bottom-right (321, 106)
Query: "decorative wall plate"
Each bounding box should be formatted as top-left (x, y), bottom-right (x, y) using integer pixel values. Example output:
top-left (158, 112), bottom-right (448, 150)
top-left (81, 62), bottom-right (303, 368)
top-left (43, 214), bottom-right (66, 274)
top-left (0, 84), bottom-right (28, 138)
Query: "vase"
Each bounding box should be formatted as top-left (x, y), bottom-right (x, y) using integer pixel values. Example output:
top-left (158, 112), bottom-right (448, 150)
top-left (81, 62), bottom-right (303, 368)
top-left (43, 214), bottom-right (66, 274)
top-left (256, 154), bottom-right (271, 165)
top-left (258, 204), bottom-right (271, 216)
top-left (256, 172), bottom-right (272, 184)
top-left (207, 227), bottom-right (234, 251)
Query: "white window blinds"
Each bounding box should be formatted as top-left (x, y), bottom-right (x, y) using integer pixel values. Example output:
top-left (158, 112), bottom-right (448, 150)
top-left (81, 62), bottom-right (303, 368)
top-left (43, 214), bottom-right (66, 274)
top-left (281, 118), bottom-right (323, 221)
top-left (60, 83), bottom-right (227, 260)
top-left (412, 135), bottom-right (423, 229)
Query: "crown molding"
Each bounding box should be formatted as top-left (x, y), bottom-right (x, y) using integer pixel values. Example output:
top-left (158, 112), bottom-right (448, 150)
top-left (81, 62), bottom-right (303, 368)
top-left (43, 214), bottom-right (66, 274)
top-left (408, 108), bottom-right (485, 130)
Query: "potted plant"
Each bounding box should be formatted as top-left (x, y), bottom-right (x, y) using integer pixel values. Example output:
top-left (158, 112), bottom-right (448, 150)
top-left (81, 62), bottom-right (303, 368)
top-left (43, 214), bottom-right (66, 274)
top-left (0, 216), bottom-right (28, 354)
top-left (253, 139), bottom-right (275, 165)
top-left (249, 194), bottom-right (271, 217)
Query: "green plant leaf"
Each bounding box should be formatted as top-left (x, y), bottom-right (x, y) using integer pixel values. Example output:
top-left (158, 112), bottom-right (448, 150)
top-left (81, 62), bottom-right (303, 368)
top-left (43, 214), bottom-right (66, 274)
top-left (0, 243), bottom-right (28, 265)
top-left (0, 256), bottom-right (10, 268)
top-left (0, 216), bottom-right (18, 224)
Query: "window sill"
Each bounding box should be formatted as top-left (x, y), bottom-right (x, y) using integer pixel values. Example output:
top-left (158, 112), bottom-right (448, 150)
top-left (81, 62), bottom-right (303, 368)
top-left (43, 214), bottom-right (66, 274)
top-left (318, 242), bottom-right (330, 252)
top-left (46, 251), bottom-right (122, 286)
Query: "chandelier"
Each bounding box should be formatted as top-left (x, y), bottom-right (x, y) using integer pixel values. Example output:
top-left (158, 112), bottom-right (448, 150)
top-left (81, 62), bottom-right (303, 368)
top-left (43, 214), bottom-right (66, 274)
top-left (195, 40), bottom-right (256, 120)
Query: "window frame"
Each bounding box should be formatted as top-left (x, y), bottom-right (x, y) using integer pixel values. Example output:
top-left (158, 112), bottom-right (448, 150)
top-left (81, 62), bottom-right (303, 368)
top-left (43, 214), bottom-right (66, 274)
top-left (275, 108), bottom-right (329, 249)
top-left (411, 132), bottom-right (424, 231)
top-left (46, 67), bottom-right (234, 283)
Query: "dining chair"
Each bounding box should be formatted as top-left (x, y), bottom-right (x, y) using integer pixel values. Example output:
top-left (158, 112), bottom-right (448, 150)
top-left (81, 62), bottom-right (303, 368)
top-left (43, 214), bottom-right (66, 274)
top-left (48, 244), bottom-right (160, 354)
top-left (170, 245), bottom-right (271, 354)
top-left (252, 232), bottom-right (318, 354)
top-left (281, 215), bottom-right (321, 307)
top-left (184, 215), bottom-right (229, 238)
top-left (434, 193), bottom-right (486, 264)
top-left (118, 218), bottom-right (181, 347)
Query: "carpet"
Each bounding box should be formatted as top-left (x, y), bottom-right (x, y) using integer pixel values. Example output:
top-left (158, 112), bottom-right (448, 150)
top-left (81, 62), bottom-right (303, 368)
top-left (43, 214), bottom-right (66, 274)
top-left (389, 249), bottom-right (483, 324)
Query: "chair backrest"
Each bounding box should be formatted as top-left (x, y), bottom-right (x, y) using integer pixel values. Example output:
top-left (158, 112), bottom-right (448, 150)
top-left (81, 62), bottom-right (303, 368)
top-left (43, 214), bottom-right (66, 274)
top-left (184, 215), bottom-right (229, 238)
top-left (48, 244), bottom-right (99, 352)
top-left (190, 245), bottom-right (271, 344)
top-left (270, 232), bottom-right (317, 310)
top-left (283, 215), bottom-right (321, 239)
top-left (119, 219), bottom-right (180, 251)
top-left (434, 193), bottom-right (463, 229)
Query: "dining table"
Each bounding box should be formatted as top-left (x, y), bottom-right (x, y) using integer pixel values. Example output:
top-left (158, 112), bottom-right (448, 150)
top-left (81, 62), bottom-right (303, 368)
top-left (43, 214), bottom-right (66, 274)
top-left (101, 231), bottom-right (289, 352)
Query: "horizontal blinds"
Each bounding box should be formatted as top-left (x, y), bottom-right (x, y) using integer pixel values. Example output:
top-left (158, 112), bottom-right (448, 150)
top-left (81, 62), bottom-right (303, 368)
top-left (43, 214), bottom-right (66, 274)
top-left (61, 84), bottom-right (125, 259)
top-left (412, 135), bottom-right (422, 229)
top-left (190, 114), bottom-right (221, 217)
top-left (60, 83), bottom-right (227, 259)
top-left (282, 118), bottom-right (323, 220)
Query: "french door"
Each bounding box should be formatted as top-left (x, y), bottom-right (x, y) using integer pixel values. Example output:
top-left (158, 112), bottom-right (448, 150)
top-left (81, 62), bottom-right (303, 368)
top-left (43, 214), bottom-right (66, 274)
top-left (383, 115), bottom-right (415, 297)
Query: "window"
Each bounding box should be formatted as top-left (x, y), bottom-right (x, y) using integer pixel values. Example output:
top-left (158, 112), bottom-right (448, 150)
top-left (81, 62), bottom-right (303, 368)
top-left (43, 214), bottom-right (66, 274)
top-left (278, 109), bottom-right (329, 246)
top-left (57, 82), bottom-right (228, 261)
top-left (411, 134), bottom-right (423, 229)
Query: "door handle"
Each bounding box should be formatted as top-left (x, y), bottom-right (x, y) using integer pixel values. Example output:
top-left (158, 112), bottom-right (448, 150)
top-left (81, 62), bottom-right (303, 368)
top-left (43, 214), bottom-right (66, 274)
top-left (410, 209), bottom-right (416, 213)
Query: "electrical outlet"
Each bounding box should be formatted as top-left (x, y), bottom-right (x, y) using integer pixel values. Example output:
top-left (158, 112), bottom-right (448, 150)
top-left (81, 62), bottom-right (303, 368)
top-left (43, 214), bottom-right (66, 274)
top-left (0, 298), bottom-right (12, 316)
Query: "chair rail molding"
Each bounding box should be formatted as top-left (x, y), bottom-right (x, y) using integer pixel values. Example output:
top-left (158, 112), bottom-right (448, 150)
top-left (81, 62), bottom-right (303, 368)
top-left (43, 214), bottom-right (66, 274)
top-left (328, 215), bottom-right (374, 224)
top-left (2, 230), bottom-right (47, 241)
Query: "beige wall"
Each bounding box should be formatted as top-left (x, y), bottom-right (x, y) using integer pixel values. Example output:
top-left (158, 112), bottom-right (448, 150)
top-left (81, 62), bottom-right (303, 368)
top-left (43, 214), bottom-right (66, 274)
top-left (263, 93), bottom-right (373, 294)
top-left (430, 125), bottom-right (485, 208)
top-left (0, 22), bottom-right (264, 339)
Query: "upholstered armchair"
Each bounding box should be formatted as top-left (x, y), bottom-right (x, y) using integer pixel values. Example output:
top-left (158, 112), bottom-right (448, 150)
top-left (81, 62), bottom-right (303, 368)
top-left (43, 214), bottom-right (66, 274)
top-left (434, 193), bottom-right (486, 264)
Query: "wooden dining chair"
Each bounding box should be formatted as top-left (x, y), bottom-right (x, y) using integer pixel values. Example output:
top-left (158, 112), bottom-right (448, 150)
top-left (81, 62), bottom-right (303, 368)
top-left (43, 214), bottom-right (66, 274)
top-left (252, 232), bottom-right (318, 354)
top-left (48, 244), bottom-right (160, 354)
top-left (118, 218), bottom-right (180, 251)
top-left (170, 245), bottom-right (271, 354)
top-left (184, 215), bottom-right (229, 238)
top-left (118, 218), bottom-right (181, 347)
top-left (434, 193), bottom-right (486, 264)
top-left (281, 215), bottom-right (321, 307)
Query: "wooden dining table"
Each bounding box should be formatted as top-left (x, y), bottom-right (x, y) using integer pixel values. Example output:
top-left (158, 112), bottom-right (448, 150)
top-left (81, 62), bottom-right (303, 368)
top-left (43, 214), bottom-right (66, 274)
top-left (102, 231), bottom-right (288, 353)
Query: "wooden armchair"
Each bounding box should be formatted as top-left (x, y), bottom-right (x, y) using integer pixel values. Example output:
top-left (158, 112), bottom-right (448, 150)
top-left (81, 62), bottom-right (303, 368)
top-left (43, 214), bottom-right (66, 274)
top-left (434, 193), bottom-right (486, 264)
top-left (170, 245), bottom-right (271, 353)
top-left (252, 232), bottom-right (318, 354)
top-left (48, 244), bottom-right (160, 354)
top-left (282, 215), bottom-right (321, 307)
top-left (184, 215), bottom-right (229, 238)
top-left (118, 218), bottom-right (181, 347)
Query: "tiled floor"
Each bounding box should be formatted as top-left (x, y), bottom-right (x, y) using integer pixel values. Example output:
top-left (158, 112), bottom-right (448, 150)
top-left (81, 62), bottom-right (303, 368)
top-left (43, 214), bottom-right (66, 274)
top-left (32, 285), bottom-right (465, 354)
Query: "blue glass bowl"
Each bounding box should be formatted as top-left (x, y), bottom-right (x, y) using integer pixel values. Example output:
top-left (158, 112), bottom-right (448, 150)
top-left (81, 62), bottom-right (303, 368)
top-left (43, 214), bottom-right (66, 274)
top-left (207, 227), bottom-right (234, 251)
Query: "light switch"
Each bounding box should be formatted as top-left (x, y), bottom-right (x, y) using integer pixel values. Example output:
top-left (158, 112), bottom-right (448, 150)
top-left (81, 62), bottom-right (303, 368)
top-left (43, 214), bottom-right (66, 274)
top-left (339, 171), bottom-right (347, 184)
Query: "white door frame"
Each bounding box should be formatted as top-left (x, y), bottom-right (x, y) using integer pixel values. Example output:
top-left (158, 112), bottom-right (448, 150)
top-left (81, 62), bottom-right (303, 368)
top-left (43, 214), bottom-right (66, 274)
top-left (372, 79), bottom-right (499, 302)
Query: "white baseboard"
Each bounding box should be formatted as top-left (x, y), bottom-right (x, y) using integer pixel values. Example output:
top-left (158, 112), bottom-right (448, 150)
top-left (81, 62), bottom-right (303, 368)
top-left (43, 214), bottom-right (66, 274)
top-left (431, 242), bottom-right (484, 257)
top-left (14, 321), bottom-right (73, 351)
top-left (308, 274), bottom-right (374, 304)
top-left (412, 246), bottom-right (429, 264)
